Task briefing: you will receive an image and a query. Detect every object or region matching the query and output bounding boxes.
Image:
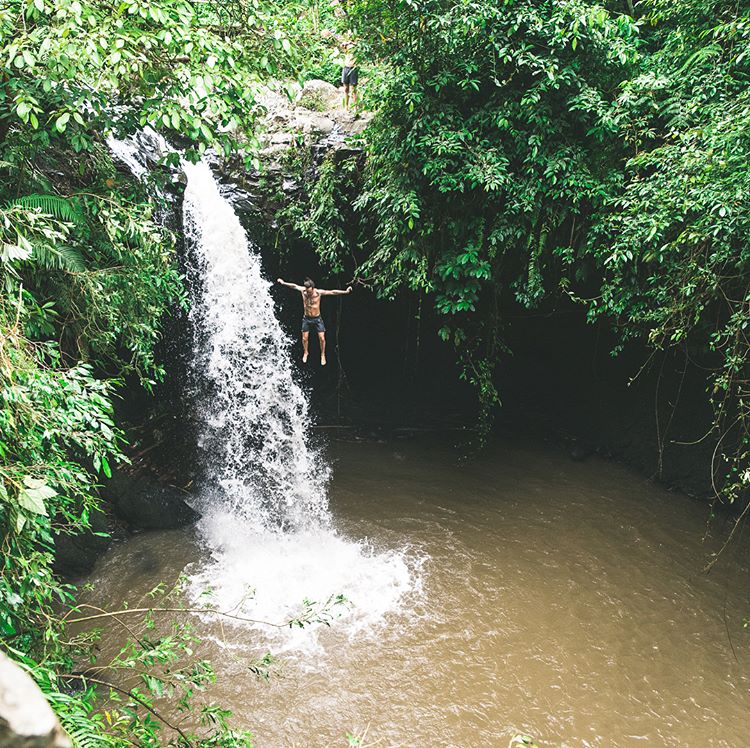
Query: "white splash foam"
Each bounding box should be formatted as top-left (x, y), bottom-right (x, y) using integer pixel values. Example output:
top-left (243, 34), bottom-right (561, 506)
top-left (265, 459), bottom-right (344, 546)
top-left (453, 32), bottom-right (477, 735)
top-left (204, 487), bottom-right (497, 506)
top-left (187, 510), bottom-right (418, 654)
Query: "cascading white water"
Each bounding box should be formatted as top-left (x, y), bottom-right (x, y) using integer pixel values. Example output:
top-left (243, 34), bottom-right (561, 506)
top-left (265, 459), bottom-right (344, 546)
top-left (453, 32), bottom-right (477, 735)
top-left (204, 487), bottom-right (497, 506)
top-left (182, 160), bottom-right (329, 533)
top-left (109, 134), bottom-right (417, 651)
top-left (180, 161), bottom-right (416, 650)
top-left (107, 128), bottom-right (167, 181)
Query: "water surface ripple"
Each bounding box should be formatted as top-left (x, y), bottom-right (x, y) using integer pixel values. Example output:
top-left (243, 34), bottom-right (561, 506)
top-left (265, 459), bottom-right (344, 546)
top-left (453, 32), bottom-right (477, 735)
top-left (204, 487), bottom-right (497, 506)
top-left (82, 436), bottom-right (750, 747)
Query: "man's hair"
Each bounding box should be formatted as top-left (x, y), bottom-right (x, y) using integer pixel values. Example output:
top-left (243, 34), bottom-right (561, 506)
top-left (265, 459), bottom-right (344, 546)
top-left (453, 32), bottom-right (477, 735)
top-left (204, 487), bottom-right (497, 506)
top-left (303, 278), bottom-right (315, 288)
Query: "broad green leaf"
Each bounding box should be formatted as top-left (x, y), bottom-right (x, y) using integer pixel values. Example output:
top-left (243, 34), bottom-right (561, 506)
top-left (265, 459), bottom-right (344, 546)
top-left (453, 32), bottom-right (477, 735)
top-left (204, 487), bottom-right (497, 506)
top-left (55, 112), bottom-right (70, 132)
top-left (17, 477), bottom-right (57, 516)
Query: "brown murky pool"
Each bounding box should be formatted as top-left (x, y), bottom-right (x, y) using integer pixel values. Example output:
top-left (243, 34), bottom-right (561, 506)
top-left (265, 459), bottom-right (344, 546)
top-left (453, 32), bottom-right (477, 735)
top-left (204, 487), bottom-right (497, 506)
top-left (80, 436), bottom-right (750, 747)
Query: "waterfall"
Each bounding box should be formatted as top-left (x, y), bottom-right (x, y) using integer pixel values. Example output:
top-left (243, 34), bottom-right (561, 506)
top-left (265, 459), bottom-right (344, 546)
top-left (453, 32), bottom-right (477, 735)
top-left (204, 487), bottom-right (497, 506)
top-left (182, 160), bottom-right (330, 533)
top-left (109, 135), bottom-right (416, 651)
top-left (107, 128), bottom-right (168, 181)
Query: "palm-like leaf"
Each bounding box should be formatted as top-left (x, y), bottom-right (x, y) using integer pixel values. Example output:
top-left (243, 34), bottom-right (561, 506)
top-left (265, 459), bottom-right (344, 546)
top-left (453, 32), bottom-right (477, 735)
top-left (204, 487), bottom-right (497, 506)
top-left (7, 194), bottom-right (87, 227)
top-left (3, 195), bottom-right (88, 272)
top-left (31, 243), bottom-right (86, 273)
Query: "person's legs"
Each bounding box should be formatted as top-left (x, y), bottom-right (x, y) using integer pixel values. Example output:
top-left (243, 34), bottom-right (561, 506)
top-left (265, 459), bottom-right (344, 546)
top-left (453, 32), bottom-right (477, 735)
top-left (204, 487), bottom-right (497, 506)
top-left (348, 68), bottom-right (359, 113)
top-left (343, 83), bottom-right (350, 109)
top-left (302, 331), bottom-right (309, 363)
top-left (318, 331), bottom-right (326, 366)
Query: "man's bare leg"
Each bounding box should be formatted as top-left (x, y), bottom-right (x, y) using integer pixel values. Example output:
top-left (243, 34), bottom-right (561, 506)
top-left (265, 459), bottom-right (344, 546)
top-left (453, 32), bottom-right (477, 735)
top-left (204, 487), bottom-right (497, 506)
top-left (302, 331), bottom-right (309, 363)
top-left (318, 331), bottom-right (327, 366)
top-left (343, 83), bottom-right (350, 109)
top-left (351, 85), bottom-right (358, 113)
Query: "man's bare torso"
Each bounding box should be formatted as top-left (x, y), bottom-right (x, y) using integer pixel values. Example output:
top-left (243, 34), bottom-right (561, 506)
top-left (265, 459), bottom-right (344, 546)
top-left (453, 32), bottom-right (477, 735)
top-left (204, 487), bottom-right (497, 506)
top-left (302, 288), bottom-right (322, 317)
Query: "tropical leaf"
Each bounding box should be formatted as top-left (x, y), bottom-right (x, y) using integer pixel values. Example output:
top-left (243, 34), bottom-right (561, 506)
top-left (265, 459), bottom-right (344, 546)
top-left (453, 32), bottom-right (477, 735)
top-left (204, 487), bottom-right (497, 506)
top-left (7, 194), bottom-right (87, 227)
top-left (30, 243), bottom-right (86, 272)
top-left (16, 477), bottom-right (56, 516)
top-left (676, 42), bottom-right (721, 75)
top-left (1, 241), bottom-right (32, 263)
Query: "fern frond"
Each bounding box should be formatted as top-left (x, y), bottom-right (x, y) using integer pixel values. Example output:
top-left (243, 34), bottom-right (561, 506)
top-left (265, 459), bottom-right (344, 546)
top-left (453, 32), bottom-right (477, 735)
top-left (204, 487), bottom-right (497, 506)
top-left (65, 723), bottom-right (112, 748)
top-left (43, 687), bottom-right (114, 748)
top-left (31, 243), bottom-right (87, 272)
top-left (677, 43), bottom-right (721, 75)
top-left (660, 92), bottom-right (685, 130)
top-left (7, 194), bottom-right (86, 227)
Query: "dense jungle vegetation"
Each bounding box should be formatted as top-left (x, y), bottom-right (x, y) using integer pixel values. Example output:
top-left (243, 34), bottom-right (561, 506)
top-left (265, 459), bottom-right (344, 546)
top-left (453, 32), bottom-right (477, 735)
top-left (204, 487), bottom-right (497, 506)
top-left (3, 0), bottom-right (750, 744)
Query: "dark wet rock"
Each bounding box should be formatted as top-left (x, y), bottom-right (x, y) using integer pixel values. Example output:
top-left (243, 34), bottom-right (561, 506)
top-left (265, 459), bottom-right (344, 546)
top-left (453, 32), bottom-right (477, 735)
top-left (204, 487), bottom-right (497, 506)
top-left (0, 651), bottom-right (71, 748)
top-left (53, 506), bottom-right (112, 577)
top-left (104, 470), bottom-right (198, 530)
top-left (569, 440), bottom-right (594, 462)
top-left (311, 143), bottom-right (362, 161)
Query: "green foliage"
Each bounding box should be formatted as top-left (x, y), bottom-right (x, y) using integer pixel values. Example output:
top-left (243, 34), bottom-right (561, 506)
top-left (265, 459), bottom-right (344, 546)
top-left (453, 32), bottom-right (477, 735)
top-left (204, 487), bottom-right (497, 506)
top-left (6, 581), bottom-right (258, 747)
top-left (291, 0), bottom-right (750, 492)
top-left (0, 0), bottom-right (334, 744)
top-left (8, 195), bottom-right (87, 226)
top-left (0, 0), bottom-right (299, 160)
top-left (289, 154), bottom-right (361, 273)
top-left (0, 318), bottom-right (122, 639)
top-left (289, 0), bottom-right (638, 433)
top-left (584, 0), bottom-right (750, 502)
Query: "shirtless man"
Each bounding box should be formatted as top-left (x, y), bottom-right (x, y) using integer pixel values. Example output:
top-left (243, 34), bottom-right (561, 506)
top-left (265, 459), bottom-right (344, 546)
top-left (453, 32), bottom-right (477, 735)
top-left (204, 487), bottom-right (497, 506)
top-left (277, 277), bottom-right (352, 365)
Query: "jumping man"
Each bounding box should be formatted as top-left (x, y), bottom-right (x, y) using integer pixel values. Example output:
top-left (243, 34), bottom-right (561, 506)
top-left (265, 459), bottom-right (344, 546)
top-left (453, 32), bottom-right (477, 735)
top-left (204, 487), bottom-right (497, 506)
top-left (277, 277), bottom-right (352, 366)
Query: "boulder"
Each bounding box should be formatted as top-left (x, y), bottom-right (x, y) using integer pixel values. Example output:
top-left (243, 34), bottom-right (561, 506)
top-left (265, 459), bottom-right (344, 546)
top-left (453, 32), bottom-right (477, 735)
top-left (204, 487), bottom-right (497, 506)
top-left (269, 132), bottom-right (295, 145)
top-left (104, 471), bottom-right (198, 530)
top-left (293, 112), bottom-right (336, 137)
top-left (297, 79), bottom-right (341, 112)
top-left (0, 651), bottom-right (71, 748)
top-left (346, 112), bottom-right (372, 134)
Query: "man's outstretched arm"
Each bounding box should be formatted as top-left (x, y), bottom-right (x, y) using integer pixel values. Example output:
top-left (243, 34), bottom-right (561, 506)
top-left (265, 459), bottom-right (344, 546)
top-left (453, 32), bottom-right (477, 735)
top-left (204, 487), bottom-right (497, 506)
top-left (319, 286), bottom-right (353, 296)
top-left (277, 278), bottom-right (305, 291)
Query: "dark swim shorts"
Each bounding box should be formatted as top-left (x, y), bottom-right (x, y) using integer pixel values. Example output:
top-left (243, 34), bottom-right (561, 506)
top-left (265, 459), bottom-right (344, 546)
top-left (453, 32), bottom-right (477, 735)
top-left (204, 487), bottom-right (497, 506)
top-left (301, 315), bottom-right (326, 333)
top-left (342, 66), bottom-right (359, 86)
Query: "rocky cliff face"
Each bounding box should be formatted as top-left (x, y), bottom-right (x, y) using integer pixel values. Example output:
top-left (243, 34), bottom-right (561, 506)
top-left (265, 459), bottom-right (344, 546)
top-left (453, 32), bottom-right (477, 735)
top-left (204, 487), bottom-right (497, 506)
top-left (220, 79), bottom-right (371, 223)
top-left (256, 79), bottom-right (371, 157)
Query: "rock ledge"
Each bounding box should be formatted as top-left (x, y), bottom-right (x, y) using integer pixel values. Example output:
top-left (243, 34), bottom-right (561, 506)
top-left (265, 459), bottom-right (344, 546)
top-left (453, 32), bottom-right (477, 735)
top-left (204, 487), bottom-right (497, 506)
top-left (0, 652), bottom-right (71, 748)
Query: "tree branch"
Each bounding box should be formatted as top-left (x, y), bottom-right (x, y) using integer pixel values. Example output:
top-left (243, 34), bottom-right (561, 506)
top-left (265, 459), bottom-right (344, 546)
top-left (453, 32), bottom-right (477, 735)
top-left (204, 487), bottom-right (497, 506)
top-left (65, 674), bottom-right (193, 745)
top-left (65, 604), bottom-right (295, 628)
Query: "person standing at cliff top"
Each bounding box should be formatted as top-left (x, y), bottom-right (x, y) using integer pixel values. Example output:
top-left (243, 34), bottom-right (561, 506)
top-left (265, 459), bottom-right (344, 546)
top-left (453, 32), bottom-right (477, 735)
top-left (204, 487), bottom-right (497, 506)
top-left (277, 277), bottom-right (352, 366)
top-left (340, 39), bottom-right (359, 111)
top-left (322, 27), bottom-right (360, 112)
